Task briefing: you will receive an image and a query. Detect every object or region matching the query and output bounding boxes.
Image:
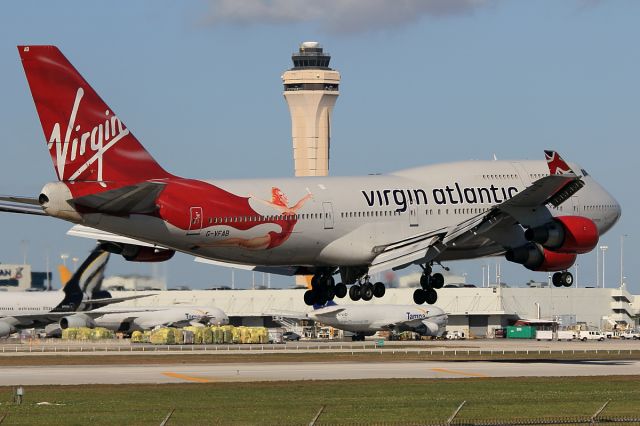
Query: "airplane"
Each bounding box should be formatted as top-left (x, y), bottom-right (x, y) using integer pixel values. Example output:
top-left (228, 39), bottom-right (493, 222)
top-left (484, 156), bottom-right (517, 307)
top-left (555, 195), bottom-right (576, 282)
top-left (51, 249), bottom-right (229, 334)
top-left (0, 46), bottom-right (621, 309)
top-left (89, 305), bottom-right (229, 334)
top-left (0, 246), bottom-right (149, 337)
top-left (307, 302), bottom-right (448, 341)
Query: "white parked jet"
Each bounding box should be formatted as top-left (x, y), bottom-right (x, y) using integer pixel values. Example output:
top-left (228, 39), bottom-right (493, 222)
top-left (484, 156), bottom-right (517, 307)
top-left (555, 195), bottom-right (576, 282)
top-left (1, 46), bottom-right (621, 308)
top-left (308, 303), bottom-right (447, 341)
top-left (76, 305), bottom-right (229, 334)
top-left (0, 247), bottom-right (148, 337)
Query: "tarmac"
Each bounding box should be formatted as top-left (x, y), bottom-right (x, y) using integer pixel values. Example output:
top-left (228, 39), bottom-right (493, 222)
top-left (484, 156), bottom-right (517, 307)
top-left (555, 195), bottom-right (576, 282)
top-left (1, 359), bottom-right (638, 385)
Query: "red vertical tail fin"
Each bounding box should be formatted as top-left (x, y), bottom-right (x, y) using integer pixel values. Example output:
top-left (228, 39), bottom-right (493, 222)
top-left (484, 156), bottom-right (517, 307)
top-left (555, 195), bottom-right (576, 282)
top-left (18, 45), bottom-right (172, 185)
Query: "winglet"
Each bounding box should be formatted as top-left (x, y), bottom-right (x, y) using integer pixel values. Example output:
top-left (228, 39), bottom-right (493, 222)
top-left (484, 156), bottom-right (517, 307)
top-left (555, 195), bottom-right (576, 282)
top-left (544, 150), bottom-right (575, 175)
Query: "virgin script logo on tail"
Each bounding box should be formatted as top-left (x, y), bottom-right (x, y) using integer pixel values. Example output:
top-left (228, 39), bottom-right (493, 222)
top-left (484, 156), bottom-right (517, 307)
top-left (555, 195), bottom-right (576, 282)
top-left (47, 88), bottom-right (130, 185)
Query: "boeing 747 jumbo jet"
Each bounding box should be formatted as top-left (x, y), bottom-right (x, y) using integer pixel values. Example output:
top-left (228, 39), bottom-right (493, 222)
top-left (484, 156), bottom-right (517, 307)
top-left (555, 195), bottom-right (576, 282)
top-left (0, 46), bottom-right (621, 308)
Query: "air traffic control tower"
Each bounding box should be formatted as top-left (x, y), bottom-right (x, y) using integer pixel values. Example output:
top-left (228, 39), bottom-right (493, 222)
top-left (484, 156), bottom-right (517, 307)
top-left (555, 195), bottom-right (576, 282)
top-left (282, 42), bottom-right (340, 176)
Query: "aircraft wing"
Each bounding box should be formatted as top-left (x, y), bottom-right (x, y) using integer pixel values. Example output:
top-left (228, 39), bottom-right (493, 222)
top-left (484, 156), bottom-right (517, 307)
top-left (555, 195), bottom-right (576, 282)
top-left (0, 196), bottom-right (46, 216)
top-left (194, 257), bottom-right (301, 276)
top-left (67, 225), bottom-right (170, 249)
top-left (369, 151), bottom-right (584, 273)
top-left (88, 293), bottom-right (155, 307)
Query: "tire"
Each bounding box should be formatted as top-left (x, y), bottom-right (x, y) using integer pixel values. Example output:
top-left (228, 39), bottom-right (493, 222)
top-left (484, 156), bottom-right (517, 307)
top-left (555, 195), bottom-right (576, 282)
top-left (373, 282), bottom-right (386, 298)
top-left (303, 290), bottom-right (316, 306)
top-left (431, 273), bottom-right (444, 289)
top-left (420, 274), bottom-right (431, 289)
top-left (335, 283), bottom-right (347, 298)
top-left (425, 288), bottom-right (438, 305)
top-left (361, 283), bottom-right (374, 301)
top-left (561, 272), bottom-right (574, 287)
top-left (552, 272), bottom-right (562, 287)
top-left (582, 337), bottom-right (587, 342)
top-left (349, 285), bottom-right (361, 301)
top-left (413, 289), bottom-right (426, 305)
top-left (325, 286), bottom-right (336, 301)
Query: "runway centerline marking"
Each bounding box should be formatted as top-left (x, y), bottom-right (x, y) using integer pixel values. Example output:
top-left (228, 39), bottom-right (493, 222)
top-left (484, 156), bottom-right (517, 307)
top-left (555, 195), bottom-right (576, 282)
top-left (162, 372), bottom-right (212, 383)
top-left (431, 368), bottom-right (489, 378)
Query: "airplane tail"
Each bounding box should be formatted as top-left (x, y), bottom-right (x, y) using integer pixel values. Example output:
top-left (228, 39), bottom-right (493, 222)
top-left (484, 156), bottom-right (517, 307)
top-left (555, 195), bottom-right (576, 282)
top-left (18, 45), bottom-right (172, 185)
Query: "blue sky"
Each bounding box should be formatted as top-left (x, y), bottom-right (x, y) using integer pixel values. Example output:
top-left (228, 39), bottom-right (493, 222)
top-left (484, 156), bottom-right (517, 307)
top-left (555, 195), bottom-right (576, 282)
top-left (0, 1), bottom-right (638, 292)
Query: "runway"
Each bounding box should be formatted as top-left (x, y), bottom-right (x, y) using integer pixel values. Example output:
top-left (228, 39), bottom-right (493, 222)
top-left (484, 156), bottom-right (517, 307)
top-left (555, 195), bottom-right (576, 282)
top-left (1, 360), bottom-right (638, 385)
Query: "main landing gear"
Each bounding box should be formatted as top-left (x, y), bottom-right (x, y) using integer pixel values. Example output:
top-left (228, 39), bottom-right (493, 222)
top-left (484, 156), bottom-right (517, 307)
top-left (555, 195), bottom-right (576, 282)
top-left (348, 277), bottom-right (386, 302)
top-left (552, 271), bottom-right (574, 287)
top-left (303, 272), bottom-right (387, 306)
top-left (413, 264), bottom-right (445, 305)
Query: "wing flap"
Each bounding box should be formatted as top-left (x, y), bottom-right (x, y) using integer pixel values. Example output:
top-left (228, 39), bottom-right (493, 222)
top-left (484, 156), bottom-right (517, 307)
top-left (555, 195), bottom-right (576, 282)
top-left (67, 225), bottom-right (169, 249)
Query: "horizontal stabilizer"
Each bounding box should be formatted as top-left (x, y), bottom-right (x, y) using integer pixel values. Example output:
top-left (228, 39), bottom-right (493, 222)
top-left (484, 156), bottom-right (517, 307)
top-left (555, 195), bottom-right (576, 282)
top-left (71, 181), bottom-right (166, 215)
top-left (0, 196), bottom-right (45, 216)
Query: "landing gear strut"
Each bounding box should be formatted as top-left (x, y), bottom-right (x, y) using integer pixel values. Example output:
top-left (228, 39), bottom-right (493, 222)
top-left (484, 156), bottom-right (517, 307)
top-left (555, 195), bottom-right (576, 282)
top-left (413, 263), bottom-right (444, 305)
top-left (552, 271), bottom-right (573, 287)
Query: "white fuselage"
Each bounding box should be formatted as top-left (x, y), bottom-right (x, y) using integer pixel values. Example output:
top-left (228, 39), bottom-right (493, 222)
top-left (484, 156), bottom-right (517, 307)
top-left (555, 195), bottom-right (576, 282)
top-left (85, 160), bottom-right (620, 268)
top-left (92, 305), bottom-right (229, 332)
top-left (0, 292), bottom-right (65, 318)
top-left (308, 304), bottom-right (448, 335)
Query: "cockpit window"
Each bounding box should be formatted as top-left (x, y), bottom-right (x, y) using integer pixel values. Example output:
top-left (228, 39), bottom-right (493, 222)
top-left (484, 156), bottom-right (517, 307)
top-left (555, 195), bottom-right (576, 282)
top-left (580, 168), bottom-right (589, 177)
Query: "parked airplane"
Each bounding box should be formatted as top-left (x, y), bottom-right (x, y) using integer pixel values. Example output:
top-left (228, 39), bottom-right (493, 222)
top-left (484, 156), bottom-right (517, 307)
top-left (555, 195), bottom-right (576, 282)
top-left (0, 246), bottom-right (148, 337)
top-left (0, 46), bottom-right (621, 309)
top-left (308, 302), bottom-right (448, 341)
top-left (88, 306), bottom-right (229, 334)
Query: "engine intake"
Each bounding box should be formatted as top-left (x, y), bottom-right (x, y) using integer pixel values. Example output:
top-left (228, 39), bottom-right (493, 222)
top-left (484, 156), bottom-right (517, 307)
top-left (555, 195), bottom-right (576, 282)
top-left (525, 216), bottom-right (598, 254)
top-left (506, 243), bottom-right (576, 272)
top-left (0, 321), bottom-right (16, 338)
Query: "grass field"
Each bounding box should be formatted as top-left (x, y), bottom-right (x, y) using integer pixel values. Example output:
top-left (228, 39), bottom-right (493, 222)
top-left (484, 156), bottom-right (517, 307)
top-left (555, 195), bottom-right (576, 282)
top-left (0, 376), bottom-right (638, 425)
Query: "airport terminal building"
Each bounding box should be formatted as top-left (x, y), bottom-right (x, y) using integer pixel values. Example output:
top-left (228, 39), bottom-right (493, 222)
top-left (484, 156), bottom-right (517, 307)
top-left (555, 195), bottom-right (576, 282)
top-left (114, 286), bottom-right (639, 338)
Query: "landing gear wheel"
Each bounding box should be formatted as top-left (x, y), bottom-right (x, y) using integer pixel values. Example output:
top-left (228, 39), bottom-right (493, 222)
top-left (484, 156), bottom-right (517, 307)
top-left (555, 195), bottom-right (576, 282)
top-left (349, 285), bottom-right (361, 301)
top-left (552, 272), bottom-right (563, 287)
top-left (304, 290), bottom-right (316, 306)
top-left (431, 273), bottom-right (444, 289)
top-left (420, 274), bottom-right (431, 289)
top-left (425, 288), bottom-right (438, 305)
top-left (335, 283), bottom-right (347, 298)
top-left (325, 286), bottom-right (336, 301)
top-left (373, 282), bottom-right (386, 298)
top-left (413, 289), bottom-right (426, 305)
top-left (361, 283), bottom-right (374, 301)
top-left (561, 272), bottom-right (573, 287)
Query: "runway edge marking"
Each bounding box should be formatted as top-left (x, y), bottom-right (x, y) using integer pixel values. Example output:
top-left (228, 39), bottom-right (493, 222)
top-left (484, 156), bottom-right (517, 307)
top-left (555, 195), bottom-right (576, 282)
top-left (430, 368), bottom-right (489, 378)
top-left (162, 372), bottom-right (212, 383)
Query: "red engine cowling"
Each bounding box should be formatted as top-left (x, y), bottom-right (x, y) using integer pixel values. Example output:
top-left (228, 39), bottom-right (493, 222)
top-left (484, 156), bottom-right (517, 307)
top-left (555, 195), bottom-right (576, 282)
top-left (100, 242), bottom-right (175, 262)
top-left (524, 216), bottom-right (598, 254)
top-left (506, 243), bottom-right (577, 271)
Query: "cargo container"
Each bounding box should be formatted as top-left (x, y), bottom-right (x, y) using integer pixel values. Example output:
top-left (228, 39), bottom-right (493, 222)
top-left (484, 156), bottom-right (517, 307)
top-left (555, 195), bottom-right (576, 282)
top-left (506, 326), bottom-right (536, 339)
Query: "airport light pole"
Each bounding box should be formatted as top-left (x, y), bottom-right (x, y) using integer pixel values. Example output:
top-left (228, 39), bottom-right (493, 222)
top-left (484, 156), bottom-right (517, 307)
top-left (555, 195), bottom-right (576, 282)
top-left (620, 234), bottom-right (628, 288)
top-left (600, 245), bottom-right (608, 288)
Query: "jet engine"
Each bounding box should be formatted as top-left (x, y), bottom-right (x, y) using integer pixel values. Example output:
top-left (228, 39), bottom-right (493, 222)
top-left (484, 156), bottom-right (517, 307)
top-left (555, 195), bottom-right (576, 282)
top-left (0, 321), bottom-right (16, 338)
top-left (415, 320), bottom-right (441, 337)
top-left (59, 313), bottom-right (96, 330)
top-left (506, 243), bottom-right (576, 272)
top-left (524, 216), bottom-right (598, 254)
top-left (100, 242), bottom-right (175, 262)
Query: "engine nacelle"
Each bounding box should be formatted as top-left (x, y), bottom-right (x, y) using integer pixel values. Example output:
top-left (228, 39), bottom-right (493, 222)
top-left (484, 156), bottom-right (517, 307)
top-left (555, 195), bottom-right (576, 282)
top-left (506, 243), bottom-right (577, 272)
top-left (59, 313), bottom-right (96, 330)
top-left (525, 216), bottom-right (598, 254)
top-left (39, 181), bottom-right (82, 222)
top-left (100, 242), bottom-right (175, 262)
top-left (415, 320), bottom-right (441, 337)
top-left (0, 321), bottom-right (16, 338)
